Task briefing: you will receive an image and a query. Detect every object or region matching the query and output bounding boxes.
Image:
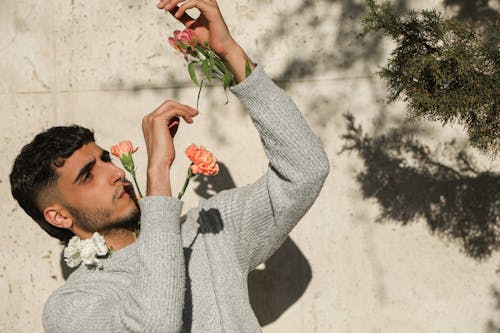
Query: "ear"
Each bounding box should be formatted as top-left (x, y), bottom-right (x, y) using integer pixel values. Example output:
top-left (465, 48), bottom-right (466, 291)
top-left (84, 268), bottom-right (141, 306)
top-left (43, 205), bottom-right (73, 230)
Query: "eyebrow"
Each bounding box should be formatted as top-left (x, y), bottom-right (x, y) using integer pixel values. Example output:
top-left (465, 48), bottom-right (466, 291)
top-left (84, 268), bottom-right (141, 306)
top-left (73, 158), bottom-right (96, 184)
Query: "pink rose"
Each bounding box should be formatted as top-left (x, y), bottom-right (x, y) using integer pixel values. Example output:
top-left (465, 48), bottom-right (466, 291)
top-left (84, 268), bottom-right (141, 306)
top-left (110, 140), bottom-right (138, 158)
top-left (185, 144), bottom-right (219, 176)
top-left (168, 28), bottom-right (198, 61)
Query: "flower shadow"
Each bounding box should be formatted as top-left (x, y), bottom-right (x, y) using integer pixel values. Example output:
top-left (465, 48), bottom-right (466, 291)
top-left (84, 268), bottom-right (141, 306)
top-left (341, 113), bottom-right (500, 260)
top-left (192, 162), bottom-right (237, 199)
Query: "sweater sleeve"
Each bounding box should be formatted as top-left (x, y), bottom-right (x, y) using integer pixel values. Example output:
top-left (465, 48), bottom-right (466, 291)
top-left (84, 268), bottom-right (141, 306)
top-left (43, 196), bottom-right (185, 333)
top-left (200, 65), bottom-right (330, 274)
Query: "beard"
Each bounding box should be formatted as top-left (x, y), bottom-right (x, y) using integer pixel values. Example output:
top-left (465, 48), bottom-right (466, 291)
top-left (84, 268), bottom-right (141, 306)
top-left (66, 203), bottom-right (141, 234)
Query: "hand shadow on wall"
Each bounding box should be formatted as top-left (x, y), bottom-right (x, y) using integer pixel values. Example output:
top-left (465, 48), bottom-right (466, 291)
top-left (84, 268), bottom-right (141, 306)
top-left (340, 113), bottom-right (500, 260)
top-left (192, 161), bottom-right (313, 326)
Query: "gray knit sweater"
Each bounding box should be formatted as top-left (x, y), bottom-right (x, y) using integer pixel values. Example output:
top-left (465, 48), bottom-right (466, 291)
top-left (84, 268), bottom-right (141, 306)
top-left (43, 65), bottom-right (329, 332)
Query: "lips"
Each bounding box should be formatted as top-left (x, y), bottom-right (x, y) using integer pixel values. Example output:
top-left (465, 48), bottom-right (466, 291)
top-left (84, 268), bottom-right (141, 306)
top-left (114, 182), bottom-right (136, 202)
top-left (117, 185), bottom-right (131, 199)
top-left (118, 188), bottom-right (128, 199)
top-left (124, 183), bottom-right (137, 198)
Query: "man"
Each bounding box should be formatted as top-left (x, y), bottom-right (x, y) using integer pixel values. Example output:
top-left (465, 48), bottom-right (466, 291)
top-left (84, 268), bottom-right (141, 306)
top-left (10, 0), bottom-right (329, 331)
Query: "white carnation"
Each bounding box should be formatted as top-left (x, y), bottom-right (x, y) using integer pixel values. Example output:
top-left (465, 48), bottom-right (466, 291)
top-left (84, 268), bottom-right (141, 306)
top-left (63, 236), bottom-right (82, 268)
top-left (91, 232), bottom-right (108, 256)
top-left (80, 240), bottom-right (99, 265)
top-left (63, 233), bottom-right (109, 269)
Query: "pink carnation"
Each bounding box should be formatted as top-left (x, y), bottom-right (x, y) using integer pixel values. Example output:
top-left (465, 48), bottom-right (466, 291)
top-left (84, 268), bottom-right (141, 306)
top-left (168, 28), bottom-right (198, 61)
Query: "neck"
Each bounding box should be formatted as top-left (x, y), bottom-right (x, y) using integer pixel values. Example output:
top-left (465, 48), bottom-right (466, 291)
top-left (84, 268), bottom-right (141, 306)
top-left (100, 228), bottom-right (137, 251)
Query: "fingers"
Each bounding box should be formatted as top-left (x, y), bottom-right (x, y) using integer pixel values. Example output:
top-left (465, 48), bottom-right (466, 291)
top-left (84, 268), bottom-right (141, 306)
top-left (172, 0), bottom-right (216, 20)
top-left (157, 0), bottom-right (188, 11)
top-left (158, 0), bottom-right (215, 10)
top-left (166, 5), bottom-right (196, 26)
top-left (158, 0), bottom-right (216, 19)
top-left (145, 100), bottom-right (198, 125)
top-left (142, 100), bottom-right (197, 156)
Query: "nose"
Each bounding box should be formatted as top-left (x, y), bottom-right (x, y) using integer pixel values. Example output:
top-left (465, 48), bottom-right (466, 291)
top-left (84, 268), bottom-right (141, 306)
top-left (109, 163), bottom-right (126, 184)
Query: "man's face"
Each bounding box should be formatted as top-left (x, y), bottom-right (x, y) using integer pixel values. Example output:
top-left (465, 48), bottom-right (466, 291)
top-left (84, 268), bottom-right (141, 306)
top-left (55, 142), bottom-right (140, 233)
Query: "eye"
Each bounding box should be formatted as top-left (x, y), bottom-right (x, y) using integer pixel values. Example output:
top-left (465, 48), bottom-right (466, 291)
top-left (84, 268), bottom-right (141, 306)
top-left (82, 172), bottom-right (93, 182)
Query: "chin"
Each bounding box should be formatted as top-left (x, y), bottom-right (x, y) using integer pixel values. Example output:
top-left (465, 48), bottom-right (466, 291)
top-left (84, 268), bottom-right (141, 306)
top-left (106, 206), bottom-right (141, 233)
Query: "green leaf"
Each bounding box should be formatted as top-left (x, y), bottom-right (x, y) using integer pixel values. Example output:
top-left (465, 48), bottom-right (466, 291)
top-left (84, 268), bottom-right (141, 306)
top-left (188, 62), bottom-right (199, 86)
top-left (195, 45), bottom-right (209, 57)
top-left (208, 51), bottom-right (215, 70)
top-left (222, 72), bottom-right (232, 90)
top-left (178, 40), bottom-right (189, 51)
top-left (245, 59), bottom-right (252, 78)
top-left (201, 59), bottom-right (212, 82)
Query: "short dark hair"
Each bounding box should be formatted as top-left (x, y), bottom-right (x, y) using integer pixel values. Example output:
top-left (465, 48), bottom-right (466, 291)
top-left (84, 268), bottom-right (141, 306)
top-left (10, 125), bottom-right (95, 242)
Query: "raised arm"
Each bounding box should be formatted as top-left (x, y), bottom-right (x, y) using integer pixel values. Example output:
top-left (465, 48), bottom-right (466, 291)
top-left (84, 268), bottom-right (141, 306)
top-left (203, 66), bottom-right (330, 273)
top-left (158, 0), bottom-right (330, 273)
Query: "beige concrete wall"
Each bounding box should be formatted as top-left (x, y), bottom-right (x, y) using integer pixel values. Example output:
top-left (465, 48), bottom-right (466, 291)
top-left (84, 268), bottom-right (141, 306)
top-left (1, 0), bottom-right (499, 332)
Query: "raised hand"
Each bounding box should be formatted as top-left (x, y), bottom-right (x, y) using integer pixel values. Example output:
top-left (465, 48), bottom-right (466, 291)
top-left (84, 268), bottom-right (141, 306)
top-left (158, 0), bottom-right (236, 57)
top-left (158, 0), bottom-right (254, 82)
top-left (142, 100), bottom-right (198, 196)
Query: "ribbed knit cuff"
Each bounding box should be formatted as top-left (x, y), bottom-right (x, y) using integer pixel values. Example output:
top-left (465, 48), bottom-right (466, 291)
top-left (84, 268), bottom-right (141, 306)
top-left (138, 196), bottom-right (183, 235)
top-left (230, 65), bottom-right (270, 101)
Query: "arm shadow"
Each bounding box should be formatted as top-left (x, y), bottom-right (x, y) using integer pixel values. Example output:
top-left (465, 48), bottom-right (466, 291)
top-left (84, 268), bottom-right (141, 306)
top-left (248, 237), bottom-right (312, 326)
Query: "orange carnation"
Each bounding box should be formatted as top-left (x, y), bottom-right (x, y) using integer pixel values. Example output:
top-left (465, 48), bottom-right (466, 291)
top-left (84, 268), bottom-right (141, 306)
top-left (185, 144), bottom-right (219, 176)
top-left (110, 140), bottom-right (138, 158)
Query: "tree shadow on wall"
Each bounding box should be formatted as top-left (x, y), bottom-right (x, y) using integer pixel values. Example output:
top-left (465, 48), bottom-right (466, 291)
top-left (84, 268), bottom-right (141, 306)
top-left (191, 162), bottom-right (314, 326)
top-left (341, 113), bottom-right (500, 260)
top-left (443, 0), bottom-right (499, 25)
top-left (254, 0), bottom-right (409, 83)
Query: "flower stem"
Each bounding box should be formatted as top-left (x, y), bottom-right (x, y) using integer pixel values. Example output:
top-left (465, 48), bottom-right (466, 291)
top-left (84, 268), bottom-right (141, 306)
top-left (177, 168), bottom-right (193, 199)
top-left (132, 174), bottom-right (143, 198)
top-left (196, 79), bottom-right (205, 110)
